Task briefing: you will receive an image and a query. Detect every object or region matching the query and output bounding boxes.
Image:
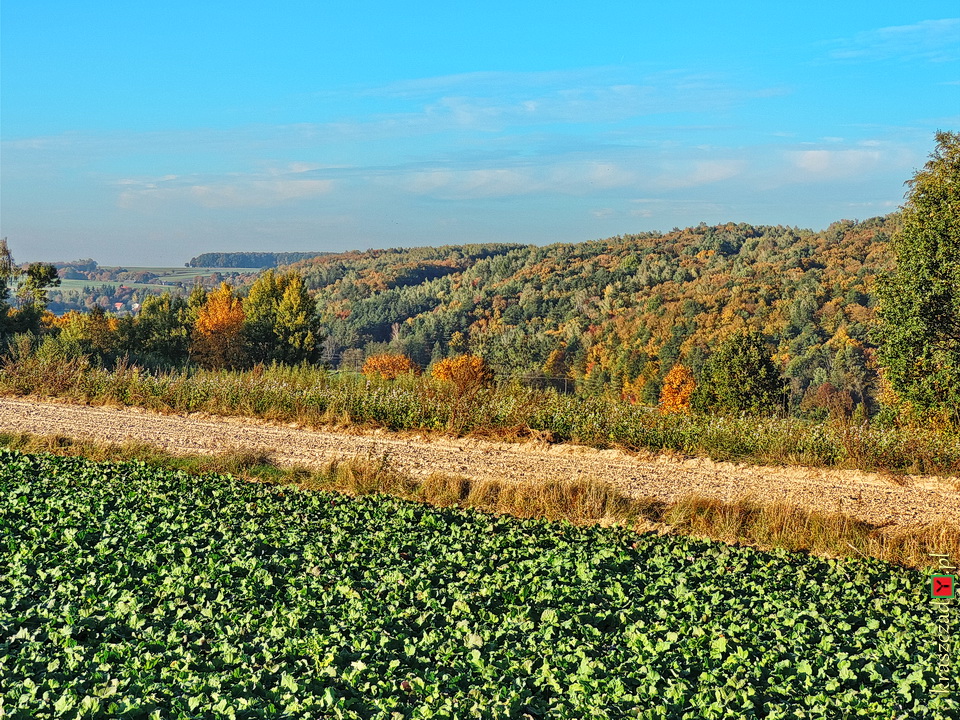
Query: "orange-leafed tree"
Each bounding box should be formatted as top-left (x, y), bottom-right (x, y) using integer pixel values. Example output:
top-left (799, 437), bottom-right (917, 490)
top-left (190, 282), bottom-right (246, 370)
top-left (659, 363), bottom-right (696, 414)
top-left (543, 346), bottom-right (569, 378)
top-left (362, 353), bottom-right (421, 379)
top-left (431, 354), bottom-right (492, 392)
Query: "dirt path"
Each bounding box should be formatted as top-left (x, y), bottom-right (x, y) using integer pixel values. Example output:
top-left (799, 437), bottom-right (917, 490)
top-left (2, 396), bottom-right (959, 529)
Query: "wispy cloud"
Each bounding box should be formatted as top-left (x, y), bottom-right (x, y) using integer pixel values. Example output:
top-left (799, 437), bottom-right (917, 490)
top-left (379, 152), bottom-right (751, 200)
top-left (652, 159), bottom-right (746, 189)
top-left (117, 164), bottom-right (334, 210)
top-left (787, 149), bottom-right (883, 176)
top-left (316, 68), bottom-right (786, 136)
top-left (825, 18), bottom-right (960, 63)
top-left (783, 140), bottom-right (916, 181)
top-left (382, 160), bottom-right (640, 200)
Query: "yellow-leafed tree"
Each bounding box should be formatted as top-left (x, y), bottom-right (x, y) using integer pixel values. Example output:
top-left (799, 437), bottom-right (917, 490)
top-left (54, 307), bottom-right (118, 356)
top-left (659, 363), bottom-right (696, 414)
top-left (190, 282), bottom-right (246, 370)
top-left (362, 353), bottom-right (421, 379)
top-left (432, 354), bottom-right (492, 392)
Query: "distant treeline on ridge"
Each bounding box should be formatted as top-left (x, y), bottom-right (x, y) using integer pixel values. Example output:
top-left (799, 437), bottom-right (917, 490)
top-left (186, 251), bottom-right (331, 268)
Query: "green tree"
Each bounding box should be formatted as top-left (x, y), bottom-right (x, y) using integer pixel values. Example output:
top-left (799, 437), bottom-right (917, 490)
top-left (693, 330), bottom-right (785, 415)
top-left (876, 131), bottom-right (960, 421)
top-left (274, 274), bottom-right (321, 364)
top-left (124, 293), bottom-right (192, 367)
top-left (0, 240), bottom-right (60, 335)
top-left (17, 262), bottom-right (61, 309)
top-left (243, 270), bottom-right (284, 363)
top-left (187, 283), bottom-right (208, 319)
top-left (243, 270), bottom-right (321, 365)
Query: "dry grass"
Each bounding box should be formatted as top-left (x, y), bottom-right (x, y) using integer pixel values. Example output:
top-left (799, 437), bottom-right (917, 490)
top-left (0, 431), bottom-right (284, 481)
top-left (2, 430), bottom-right (956, 571)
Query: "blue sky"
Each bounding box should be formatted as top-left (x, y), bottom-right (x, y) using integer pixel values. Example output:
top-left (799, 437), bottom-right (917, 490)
top-left (2, 1), bottom-right (958, 266)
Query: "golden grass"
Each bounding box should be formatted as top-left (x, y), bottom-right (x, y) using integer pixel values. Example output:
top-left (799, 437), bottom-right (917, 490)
top-left (2, 430), bottom-right (956, 571)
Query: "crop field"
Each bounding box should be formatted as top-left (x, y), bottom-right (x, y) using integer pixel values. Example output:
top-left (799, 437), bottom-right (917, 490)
top-left (1, 450), bottom-right (956, 719)
top-left (55, 280), bottom-right (175, 293)
top-left (55, 267), bottom-right (263, 293)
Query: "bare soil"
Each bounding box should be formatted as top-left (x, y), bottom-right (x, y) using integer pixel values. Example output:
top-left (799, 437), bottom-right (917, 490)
top-left (3, 396), bottom-right (959, 529)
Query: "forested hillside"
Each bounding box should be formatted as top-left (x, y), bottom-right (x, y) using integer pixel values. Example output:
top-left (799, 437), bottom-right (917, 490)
top-left (0, 217), bottom-right (901, 417)
top-left (287, 217), bottom-right (895, 414)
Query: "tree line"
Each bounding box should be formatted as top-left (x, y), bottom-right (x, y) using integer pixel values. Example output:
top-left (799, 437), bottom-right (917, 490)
top-left (1, 267), bottom-right (321, 372)
top-left (185, 251), bottom-right (331, 268)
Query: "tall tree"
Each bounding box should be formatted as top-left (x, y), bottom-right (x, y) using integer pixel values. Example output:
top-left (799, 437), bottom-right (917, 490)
top-left (876, 131), bottom-right (960, 421)
top-left (124, 293), bottom-right (191, 367)
top-left (17, 263), bottom-right (61, 309)
top-left (190, 283), bottom-right (246, 370)
top-left (273, 274), bottom-right (321, 364)
top-left (243, 270), bottom-right (320, 365)
top-left (243, 270), bottom-right (283, 363)
top-left (659, 363), bottom-right (696, 414)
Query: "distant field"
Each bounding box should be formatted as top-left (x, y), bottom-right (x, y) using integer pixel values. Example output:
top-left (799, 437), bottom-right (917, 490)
top-left (97, 266), bottom-right (262, 277)
top-left (56, 279), bottom-right (175, 292)
top-left (56, 267), bottom-right (263, 293)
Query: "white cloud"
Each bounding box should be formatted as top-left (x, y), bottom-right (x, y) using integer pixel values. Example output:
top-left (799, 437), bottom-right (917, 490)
top-left (318, 68), bottom-right (782, 138)
top-left (188, 180), bottom-right (334, 208)
top-left (383, 159), bottom-right (643, 200)
top-left (826, 18), bottom-right (960, 62)
top-left (787, 149), bottom-right (884, 176)
top-left (117, 173), bottom-right (334, 210)
top-left (653, 159), bottom-right (745, 189)
top-left (400, 168), bottom-right (533, 198)
top-left (380, 152), bottom-right (755, 200)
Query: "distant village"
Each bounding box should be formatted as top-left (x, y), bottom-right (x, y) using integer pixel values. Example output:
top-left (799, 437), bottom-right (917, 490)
top-left (43, 259), bottom-right (259, 315)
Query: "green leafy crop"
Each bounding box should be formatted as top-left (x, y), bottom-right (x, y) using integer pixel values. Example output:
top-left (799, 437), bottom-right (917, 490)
top-left (1, 450), bottom-right (956, 718)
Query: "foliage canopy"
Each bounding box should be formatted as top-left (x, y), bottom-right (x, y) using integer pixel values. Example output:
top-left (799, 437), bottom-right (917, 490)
top-left (876, 131), bottom-right (960, 421)
top-left (190, 282), bottom-right (246, 370)
top-left (693, 331), bottom-right (785, 415)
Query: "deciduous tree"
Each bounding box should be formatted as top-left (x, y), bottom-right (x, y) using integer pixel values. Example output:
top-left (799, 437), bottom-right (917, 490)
top-left (876, 131), bottom-right (960, 421)
top-left (0, 240), bottom-right (60, 335)
top-left (693, 331), bottom-right (784, 415)
top-left (0, 239), bottom-right (16, 339)
top-left (119, 293), bottom-right (191, 367)
top-left (190, 283), bottom-right (246, 370)
top-left (659, 363), bottom-right (695, 414)
top-left (243, 270), bottom-right (321, 365)
top-left (432, 354), bottom-right (492, 392)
